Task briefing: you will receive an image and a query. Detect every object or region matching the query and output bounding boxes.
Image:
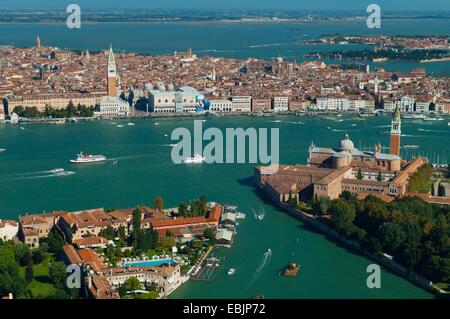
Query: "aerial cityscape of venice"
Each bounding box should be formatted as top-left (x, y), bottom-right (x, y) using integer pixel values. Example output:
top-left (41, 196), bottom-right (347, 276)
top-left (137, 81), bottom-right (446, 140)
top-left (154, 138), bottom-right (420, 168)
top-left (0, 0), bottom-right (449, 305)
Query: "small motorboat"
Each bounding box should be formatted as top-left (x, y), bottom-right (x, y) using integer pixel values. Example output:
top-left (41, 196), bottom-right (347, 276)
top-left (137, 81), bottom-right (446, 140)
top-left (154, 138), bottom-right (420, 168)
top-left (0, 148), bottom-right (6, 152)
top-left (184, 153), bottom-right (205, 164)
top-left (49, 168), bottom-right (65, 173)
top-left (127, 122), bottom-right (135, 126)
top-left (227, 268), bottom-right (236, 275)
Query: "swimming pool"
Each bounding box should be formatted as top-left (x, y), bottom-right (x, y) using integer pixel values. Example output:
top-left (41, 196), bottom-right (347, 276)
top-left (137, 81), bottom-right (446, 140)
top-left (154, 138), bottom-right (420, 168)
top-left (123, 259), bottom-right (175, 267)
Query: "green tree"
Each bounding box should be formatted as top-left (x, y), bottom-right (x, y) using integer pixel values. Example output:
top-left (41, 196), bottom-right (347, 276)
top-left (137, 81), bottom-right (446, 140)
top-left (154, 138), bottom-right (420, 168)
top-left (46, 229), bottom-right (65, 254)
top-left (437, 183), bottom-right (446, 197)
top-left (49, 261), bottom-right (67, 288)
top-left (118, 276), bottom-right (141, 297)
top-left (0, 258), bottom-right (28, 298)
top-left (32, 249), bottom-right (44, 264)
top-left (203, 228), bottom-right (216, 245)
top-left (197, 195), bottom-right (208, 215)
top-left (329, 199), bottom-right (356, 237)
top-left (25, 261), bottom-right (34, 283)
top-left (377, 222), bottom-right (406, 255)
top-left (132, 208), bottom-right (142, 244)
top-left (377, 172), bottom-right (383, 182)
top-left (178, 202), bottom-right (188, 216)
top-left (66, 100), bottom-right (77, 117)
top-left (19, 250), bottom-right (32, 267)
top-left (357, 168), bottom-right (363, 180)
top-left (99, 225), bottom-right (115, 240)
top-left (153, 196), bottom-right (164, 211)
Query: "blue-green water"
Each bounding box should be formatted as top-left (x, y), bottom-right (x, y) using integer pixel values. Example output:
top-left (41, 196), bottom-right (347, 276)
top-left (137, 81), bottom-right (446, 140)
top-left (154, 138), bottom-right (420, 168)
top-left (0, 20), bottom-right (449, 75)
top-left (1, 115), bottom-right (448, 298)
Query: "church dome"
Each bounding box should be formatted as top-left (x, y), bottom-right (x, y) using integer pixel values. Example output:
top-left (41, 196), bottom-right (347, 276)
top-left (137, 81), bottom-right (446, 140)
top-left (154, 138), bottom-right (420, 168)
top-left (339, 133), bottom-right (355, 151)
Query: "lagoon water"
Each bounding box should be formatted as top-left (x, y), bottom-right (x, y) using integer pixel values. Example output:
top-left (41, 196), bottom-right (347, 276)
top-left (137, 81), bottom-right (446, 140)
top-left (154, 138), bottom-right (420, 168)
top-left (0, 19), bottom-right (450, 75)
top-left (1, 114), bottom-right (449, 298)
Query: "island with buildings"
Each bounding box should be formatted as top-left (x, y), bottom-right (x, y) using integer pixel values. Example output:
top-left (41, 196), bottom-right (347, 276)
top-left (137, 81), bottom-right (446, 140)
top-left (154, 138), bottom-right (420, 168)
top-left (0, 36), bottom-right (449, 126)
top-left (0, 196), bottom-right (244, 299)
top-left (255, 110), bottom-right (450, 295)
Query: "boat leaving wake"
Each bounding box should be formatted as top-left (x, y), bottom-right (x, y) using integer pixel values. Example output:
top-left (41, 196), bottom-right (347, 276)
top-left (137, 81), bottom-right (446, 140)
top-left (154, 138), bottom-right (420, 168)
top-left (247, 249), bottom-right (272, 289)
top-left (252, 207), bottom-right (265, 221)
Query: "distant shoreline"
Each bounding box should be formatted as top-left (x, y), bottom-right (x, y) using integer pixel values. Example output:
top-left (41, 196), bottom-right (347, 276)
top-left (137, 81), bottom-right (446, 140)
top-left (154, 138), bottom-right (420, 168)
top-left (0, 17), bottom-right (449, 26)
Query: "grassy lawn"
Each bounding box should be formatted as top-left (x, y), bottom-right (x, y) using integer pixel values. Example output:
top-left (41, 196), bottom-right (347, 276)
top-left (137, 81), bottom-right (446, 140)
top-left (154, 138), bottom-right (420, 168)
top-left (19, 253), bottom-right (57, 298)
top-left (28, 280), bottom-right (57, 298)
top-left (418, 179), bottom-right (435, 194)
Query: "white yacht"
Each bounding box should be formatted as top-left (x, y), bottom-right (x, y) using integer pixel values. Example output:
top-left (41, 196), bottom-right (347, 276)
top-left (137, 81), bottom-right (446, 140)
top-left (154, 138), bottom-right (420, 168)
top-left (184, 153), bottom-right (205, 164)
top-left (70, 152), bottom-right (107, 163)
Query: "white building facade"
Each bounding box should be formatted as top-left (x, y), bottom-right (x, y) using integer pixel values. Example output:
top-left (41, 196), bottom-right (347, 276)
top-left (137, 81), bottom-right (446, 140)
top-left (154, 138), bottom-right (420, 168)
top-left (208, 100), bottom-right (233, 112)
top-left (0, 220), bottom-right (19, 241)
top-left (272, 96), bottom-right (289, 112)
top-left (96, 96), bottom-right (130, 118)
top-left (231, 96), bottom-right (252, 112)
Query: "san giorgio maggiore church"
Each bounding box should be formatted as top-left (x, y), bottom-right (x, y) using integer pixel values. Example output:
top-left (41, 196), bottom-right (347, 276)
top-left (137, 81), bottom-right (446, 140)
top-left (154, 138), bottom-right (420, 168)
top-left (96, 45), bottom-right (130, 118)
top-left (256, 108), bottom-right (428, 203)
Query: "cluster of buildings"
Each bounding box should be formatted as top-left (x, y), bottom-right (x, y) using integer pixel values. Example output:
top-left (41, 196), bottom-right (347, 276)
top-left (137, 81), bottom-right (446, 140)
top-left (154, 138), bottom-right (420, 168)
top-left (0, 202), bottom-right (230, 299)
top-left (256, 109), bottom-right (449, 204)
top-left (1, 37), bottom-right (449, 121)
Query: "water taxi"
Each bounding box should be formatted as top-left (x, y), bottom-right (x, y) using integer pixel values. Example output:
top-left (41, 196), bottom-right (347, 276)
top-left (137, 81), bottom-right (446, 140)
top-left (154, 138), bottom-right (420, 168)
top-left (49, 168), bottom-right (65, 173)
top-left (70, 152), bottom-right (107, 163)
top-left (184, 153), bottom-right (205, 164)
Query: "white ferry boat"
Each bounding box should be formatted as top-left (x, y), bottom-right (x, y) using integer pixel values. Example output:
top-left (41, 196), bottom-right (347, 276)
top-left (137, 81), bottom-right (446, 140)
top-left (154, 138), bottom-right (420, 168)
top-left (184, 153), bottom-right (205, 164)
top-left (70, 152), bottom-right (107, 163)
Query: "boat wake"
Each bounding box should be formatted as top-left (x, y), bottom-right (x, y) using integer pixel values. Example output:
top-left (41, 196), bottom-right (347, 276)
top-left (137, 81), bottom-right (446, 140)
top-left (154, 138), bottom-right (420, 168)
top-left (107, 154), bottom-right (154, 161)
top-left (247, 249), bottom-right (272, 289)
top-left (0, 171), bottom-right (76, 182)
top-left (270, 120), bottom-right (304, 125)
top-left (249, 42), bottom-right (287, 48)
top-left (418, 128), bottom-right (449, 133)
top-left (252, 207), bottom-right (266, 221)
